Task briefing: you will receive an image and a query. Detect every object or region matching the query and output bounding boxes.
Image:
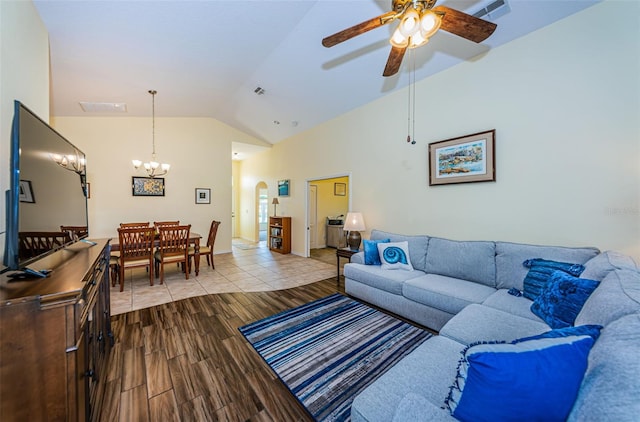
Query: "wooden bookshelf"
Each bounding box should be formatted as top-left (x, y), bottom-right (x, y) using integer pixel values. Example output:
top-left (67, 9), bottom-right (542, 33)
top-left (269, 216), bottom-right (291, 254)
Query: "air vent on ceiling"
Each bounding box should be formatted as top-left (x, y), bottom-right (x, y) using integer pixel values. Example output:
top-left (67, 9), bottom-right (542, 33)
top-left (79, 101), bottom-right (127, 113)
top-left (473, 0), bottom-right (510, 20)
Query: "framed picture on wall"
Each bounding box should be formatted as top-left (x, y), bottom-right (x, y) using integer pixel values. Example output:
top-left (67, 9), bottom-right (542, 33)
top-left (19, 180), bottom-right (35, 203)
top-left (195, 188), bottom-right (211, 204)
top-left (278, 179), bottom-right (290, 196)
top-left (132, 176), bottom-right (165, 196)
top-left (428, 129), bottom-right (496, 186)
top-left (334, 182), bottom-right (346, 196)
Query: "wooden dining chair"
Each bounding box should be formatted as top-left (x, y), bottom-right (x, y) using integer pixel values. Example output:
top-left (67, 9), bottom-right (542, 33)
top-left (116, 226), bottom-right (155, 292)
top-left (189, 220), bottom-right (220, 271)
top-left (120, 222), bottom-right (151, 229)
top-left (154, 224), bottom-right (191, 284)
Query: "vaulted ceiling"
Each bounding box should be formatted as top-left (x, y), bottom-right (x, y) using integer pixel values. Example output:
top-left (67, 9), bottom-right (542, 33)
top-left (33, 0), bottom-right (599, 158)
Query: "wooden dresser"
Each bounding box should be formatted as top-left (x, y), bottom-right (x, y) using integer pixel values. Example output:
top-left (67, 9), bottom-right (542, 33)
top-left (0, 239), bottom-right (113, 421)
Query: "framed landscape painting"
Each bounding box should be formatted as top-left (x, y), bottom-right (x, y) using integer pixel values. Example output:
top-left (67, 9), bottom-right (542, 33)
top-left (278, 179), bottom-right (290, 197)
top-left (428, 130), bottom-right (496, 186)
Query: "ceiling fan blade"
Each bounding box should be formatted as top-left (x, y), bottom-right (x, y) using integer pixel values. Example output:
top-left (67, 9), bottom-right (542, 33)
top-left (383, 46), bottom-right (407, 77)
top-left (322, 11), bottom-right (397, 48)
top-left (433, 5), bottom-right (497, 43)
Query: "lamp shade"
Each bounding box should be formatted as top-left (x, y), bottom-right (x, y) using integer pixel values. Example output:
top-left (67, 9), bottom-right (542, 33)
top-left (272, 198), bottom-right (279, 205)
top-left (343, 212), bottom-right (366, 232)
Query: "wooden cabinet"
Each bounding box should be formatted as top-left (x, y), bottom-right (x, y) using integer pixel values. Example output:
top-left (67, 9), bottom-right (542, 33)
top-left (0, 239), bottom-right (113, 421)
top-left (269, 216), bottom-right (291, 254)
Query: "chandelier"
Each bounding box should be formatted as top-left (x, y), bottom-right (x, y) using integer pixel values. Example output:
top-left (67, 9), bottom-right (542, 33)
top-left (132, 89), bottom-right (170, 177)
top-left (389, 1), bottom-right (443, 49)
top-left (51, 150), bottom-right (86, 175)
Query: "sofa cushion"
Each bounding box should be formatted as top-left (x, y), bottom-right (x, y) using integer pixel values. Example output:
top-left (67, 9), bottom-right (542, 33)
top-left (575, 268), bottom-right (640, 326)
top-left (440, 304), bottom-right (548, 345)
top-left (378, 241), bottom-right (413, 271)
top-left (482, 289), bottom-right (543, 322)
top-left (530, 271), bottom-right (599, 329)
top-left (403, 274), bottom-right (495, 315)
top-left (568, 313), bottom-right (640, 422)
top-left (351, 336), bottom-right (463, 422)
top-left (343, 263), bottom-right (424, 295)
top-left (369, 230), bottom-right (429, 272)
top-left (522, 258), bottom-right (585, 300)
top-left (495, 241), bottom-right (599, 290)
top-left (445, 333), bottom-right (597, 422)
top-left (363, 238), bottom-right (390, 265)
top-left (424, 237), bottom-right (496, 287)
top-left (580, 250), bottom-right (639, 281)
top-left (391, 393), bottom-right (456, 422)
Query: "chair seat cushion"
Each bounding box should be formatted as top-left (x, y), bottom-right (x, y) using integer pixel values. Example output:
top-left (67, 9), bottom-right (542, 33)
top-left (122, 257), bottom-right (151, 267)
top-left (188, 246), bottom-right (211, 254)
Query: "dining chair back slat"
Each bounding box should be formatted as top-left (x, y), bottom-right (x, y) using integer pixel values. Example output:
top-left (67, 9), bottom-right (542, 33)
top-left (120, 222), bottom-right (151, 229)
top-left (153, 221), bottom-right (180, 232)
top-left (117, 226), bottom-right (155, 291)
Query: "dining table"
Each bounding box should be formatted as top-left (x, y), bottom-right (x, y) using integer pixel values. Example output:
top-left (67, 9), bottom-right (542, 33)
top-left (110, 231), bottom-right (203, 276)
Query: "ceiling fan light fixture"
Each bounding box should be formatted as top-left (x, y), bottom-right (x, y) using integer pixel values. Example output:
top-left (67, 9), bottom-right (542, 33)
top-left (419, 10), bottom-right (442, 38)
top-left (390, 27), bottom-right (409, 48)
top-left (408, 32), bottom-right (429, 49)
top-left (399, 8), bottom-right (420, 37)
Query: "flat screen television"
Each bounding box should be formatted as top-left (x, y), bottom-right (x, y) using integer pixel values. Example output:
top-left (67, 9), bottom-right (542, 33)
top-left (2, 101), bottom-right (89, 275)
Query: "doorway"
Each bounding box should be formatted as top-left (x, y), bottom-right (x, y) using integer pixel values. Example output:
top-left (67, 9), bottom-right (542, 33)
top-left (255, 182), bottom-right (268, 243)
top-left (305, 174), bottom-right (351, 258)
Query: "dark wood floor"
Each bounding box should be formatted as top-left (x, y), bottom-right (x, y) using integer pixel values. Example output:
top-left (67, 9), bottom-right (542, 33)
top-left (96, 277), bottom-right (343, 421)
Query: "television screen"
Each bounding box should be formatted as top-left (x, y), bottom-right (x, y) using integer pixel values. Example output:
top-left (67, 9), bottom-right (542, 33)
top-left (2, 101), bottom-right (88, 273)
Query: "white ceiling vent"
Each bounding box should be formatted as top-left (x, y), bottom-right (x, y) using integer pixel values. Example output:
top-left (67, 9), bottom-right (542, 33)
top-left (79, 101), bottom-right (127, 113)
top-left (473, 0), bottom-right (510, 20)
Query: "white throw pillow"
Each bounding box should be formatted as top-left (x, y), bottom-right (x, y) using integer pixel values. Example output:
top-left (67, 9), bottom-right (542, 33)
top-left (378, 241), bottom-right (413, 271)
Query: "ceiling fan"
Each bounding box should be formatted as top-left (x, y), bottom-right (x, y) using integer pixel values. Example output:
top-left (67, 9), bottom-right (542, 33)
top-left (322, 0), bottom-right (497, 77)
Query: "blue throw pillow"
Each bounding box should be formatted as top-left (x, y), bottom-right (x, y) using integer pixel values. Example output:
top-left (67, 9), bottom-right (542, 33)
top-left (378, 241), bottom-right (413, 271)
top-left (445, 333), bottom-right (597, 422)
top-left (530, 271), bottom-right (600, 329)
top-left (363, 238), bottom-right (390, 265)
top-left (522, 258), bottom-right (585, 301)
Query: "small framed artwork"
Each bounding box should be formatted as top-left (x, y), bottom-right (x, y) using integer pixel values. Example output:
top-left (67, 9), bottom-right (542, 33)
top-left (278, 179), bottom-right (290, 197)
top-left (195, 188), bottom-right (211, 204)
top-left (334, 182), bottom-right (346, 196)
top-left (132, 176), bottom-right (165, 196)
top-left (19, 180), bottom-right (35, 203)
top-left (428, 129), bottom-right (496, 186)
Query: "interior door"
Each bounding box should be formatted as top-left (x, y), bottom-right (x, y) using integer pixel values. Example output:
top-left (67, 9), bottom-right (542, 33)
top-left (309, 185), bottom-right (318, 249)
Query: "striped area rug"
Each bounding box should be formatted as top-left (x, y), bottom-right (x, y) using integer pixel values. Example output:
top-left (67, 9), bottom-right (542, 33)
top-left (239, 293), bottom-right (433, 421)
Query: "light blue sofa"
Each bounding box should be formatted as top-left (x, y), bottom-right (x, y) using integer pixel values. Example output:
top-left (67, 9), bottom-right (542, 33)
top-left (344, 230), bottom-right (640, 421)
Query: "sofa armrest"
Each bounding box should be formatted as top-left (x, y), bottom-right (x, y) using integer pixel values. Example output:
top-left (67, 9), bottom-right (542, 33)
top-left (351, 251), bottom-right (365, 264)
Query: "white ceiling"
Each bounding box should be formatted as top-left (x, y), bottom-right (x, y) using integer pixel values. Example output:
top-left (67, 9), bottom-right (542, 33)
top-left (33, 0), bottom-right (599, 159)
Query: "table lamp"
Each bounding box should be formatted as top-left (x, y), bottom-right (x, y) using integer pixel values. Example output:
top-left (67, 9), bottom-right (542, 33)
top-left (272, 198), bottom-right (279, 216)
top-left (343, 212), bottom-right (366, 251)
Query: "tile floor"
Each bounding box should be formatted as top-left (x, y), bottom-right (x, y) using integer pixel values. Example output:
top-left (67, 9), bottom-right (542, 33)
top-left (110, 239), bottom-right (338, 315)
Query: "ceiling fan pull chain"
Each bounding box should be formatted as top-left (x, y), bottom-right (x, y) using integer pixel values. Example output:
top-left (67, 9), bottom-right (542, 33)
top-left (411, 51), bottom-right (416, 145)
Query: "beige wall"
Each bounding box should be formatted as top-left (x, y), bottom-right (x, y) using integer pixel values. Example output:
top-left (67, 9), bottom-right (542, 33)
top-left (238, 1), bottom-right (640, 261)
top-left (52, 116), bottom-right (262, 253)
top-left (0, 0), bottom-right (50, 268)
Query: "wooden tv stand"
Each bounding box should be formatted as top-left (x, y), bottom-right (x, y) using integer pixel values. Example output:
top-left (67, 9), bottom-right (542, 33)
top-left (0, 238), bottom-right (113, 421)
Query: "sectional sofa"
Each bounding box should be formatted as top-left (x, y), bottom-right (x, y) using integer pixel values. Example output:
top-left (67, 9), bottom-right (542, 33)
top-left (343, 230), bottom-right (640, 421)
